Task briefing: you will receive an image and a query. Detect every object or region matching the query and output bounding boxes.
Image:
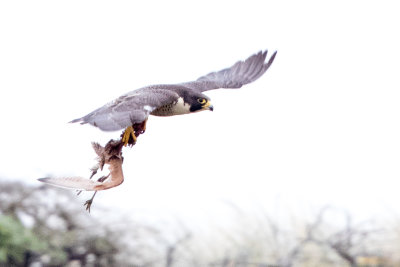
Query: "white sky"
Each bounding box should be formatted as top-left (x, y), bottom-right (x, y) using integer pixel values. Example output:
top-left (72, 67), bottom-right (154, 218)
top-left (0, 0), bottom-right (399, 225)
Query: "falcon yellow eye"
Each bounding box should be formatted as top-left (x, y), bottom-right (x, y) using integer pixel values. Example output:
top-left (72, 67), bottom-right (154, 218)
top-left (197, 98), bottom-right (207, 104)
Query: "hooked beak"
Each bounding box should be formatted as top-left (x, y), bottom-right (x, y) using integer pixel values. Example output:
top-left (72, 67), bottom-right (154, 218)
top-left (203, 101), bottom-right (214, 112)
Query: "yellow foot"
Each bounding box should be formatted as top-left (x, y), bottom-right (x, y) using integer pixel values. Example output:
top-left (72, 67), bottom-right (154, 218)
top-left (122, 126), bottom-right (137, 146)
top-left (143, 118), bottom-right (148, 132)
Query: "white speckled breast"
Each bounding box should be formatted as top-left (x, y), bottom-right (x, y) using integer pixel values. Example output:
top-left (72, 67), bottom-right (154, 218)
top-left (151, 97), bottom-right (191, 116)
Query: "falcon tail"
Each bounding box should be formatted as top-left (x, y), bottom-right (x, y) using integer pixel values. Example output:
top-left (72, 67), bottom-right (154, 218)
top-left (69, 118), bottom-right (83, 124)
top-left (69, 117), bottom-right (88, 125)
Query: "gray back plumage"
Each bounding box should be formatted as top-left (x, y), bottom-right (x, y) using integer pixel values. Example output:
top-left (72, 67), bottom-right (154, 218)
top-left (70, 88), bottom-right (180, 131)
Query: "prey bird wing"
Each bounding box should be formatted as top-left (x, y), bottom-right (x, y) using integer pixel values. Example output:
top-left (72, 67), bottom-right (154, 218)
top-left (180, 50), bottom-right (277, 92)
top-left (70, 88), bottom-right (179, 131)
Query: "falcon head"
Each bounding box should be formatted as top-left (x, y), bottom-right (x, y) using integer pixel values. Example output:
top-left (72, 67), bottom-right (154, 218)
top-left (189, 95), bottom-right (213, 113)
top-left (182, 90), bottom-right (214, 113)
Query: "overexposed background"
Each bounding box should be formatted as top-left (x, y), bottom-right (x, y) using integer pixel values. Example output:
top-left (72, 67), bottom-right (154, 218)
top-left (0, 0), bottom-right (399, 229)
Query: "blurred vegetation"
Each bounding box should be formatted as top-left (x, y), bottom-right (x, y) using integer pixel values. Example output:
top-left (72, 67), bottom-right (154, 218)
top-left (0, 215), bottom-right (47, 265)
top-left (0, 180), bottom-right (122, 266)
top-left (0, 178), bottom-right (399, 267)
top-left (0, 179), bottom-right (192, 267)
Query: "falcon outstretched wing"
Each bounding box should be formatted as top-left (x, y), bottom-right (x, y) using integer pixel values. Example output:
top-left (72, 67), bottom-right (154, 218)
top-left (70, 88), bottom-right (179, 131)
top-left (180, 50), bottom-right (277, 92)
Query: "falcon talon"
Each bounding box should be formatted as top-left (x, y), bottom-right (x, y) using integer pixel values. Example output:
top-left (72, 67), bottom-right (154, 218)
top-left (128, 132), bottom-right (137, 146)
top-left (121, 126), bottom-right (136, 146)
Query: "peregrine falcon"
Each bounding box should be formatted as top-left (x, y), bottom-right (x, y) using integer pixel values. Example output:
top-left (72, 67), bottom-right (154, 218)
top-left (70, 50), bottom-right (277, 146)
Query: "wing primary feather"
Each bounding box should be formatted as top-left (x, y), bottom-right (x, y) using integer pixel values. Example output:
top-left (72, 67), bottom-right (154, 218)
top-left (242, 51), bottom-right (261, 80)
top-left (251, 50), bottom-right (277, 81)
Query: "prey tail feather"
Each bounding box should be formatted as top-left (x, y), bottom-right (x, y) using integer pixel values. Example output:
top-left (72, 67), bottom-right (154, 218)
top-left (38, 177), bottom-right (102, 191)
